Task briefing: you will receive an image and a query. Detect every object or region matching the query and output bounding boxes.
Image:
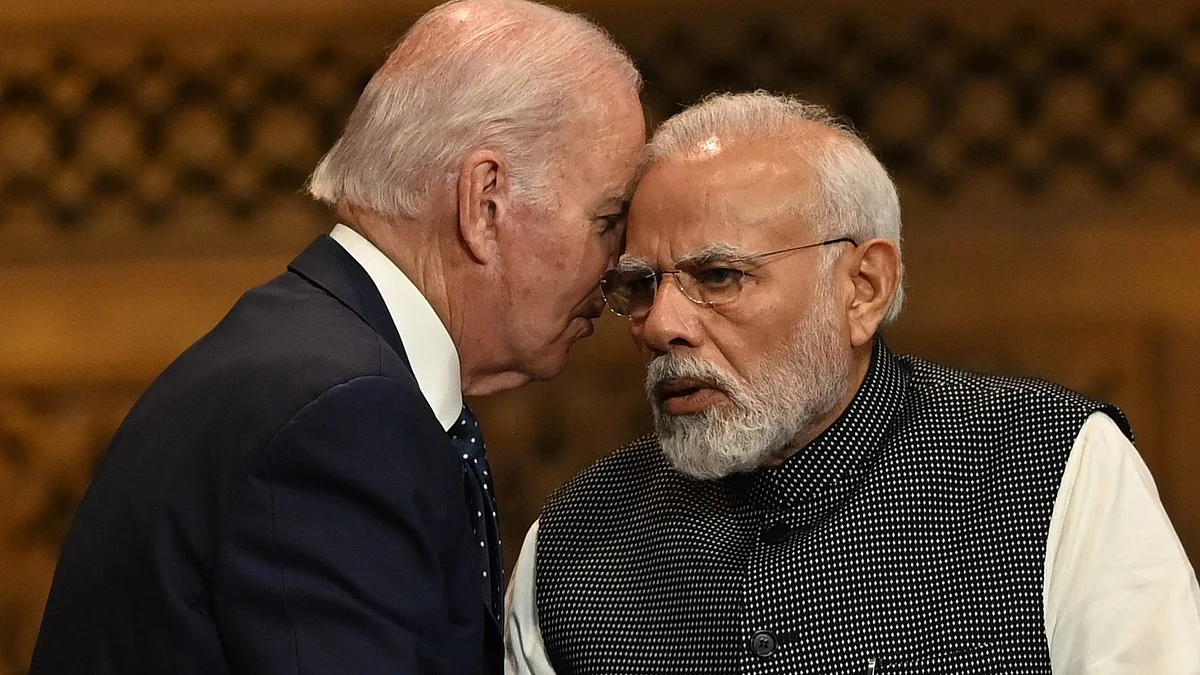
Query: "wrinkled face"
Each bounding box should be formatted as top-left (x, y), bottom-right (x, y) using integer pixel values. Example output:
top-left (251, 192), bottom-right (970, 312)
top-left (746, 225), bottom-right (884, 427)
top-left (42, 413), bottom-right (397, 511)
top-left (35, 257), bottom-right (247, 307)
top-left (496, 88), bottom-right (646, 381)
top-left (625, 136), bottom-right (855, 478)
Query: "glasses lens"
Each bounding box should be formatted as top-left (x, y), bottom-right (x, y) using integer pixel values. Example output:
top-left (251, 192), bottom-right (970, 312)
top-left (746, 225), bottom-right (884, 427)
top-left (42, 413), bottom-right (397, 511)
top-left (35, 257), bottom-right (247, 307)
top-left (600, 270), bottom-right (632, 316)
top-left (602, 269), bottom-right (659, 317)
top-left (680, 265), bottom-right (745, 306)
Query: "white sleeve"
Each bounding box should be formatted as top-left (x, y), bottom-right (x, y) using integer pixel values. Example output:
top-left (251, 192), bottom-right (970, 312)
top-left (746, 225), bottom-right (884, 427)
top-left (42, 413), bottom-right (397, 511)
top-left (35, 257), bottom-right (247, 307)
top-left (504, 520), bottom-right (558, 675)
top-left (1044, 412), bottom-right (1200, 674)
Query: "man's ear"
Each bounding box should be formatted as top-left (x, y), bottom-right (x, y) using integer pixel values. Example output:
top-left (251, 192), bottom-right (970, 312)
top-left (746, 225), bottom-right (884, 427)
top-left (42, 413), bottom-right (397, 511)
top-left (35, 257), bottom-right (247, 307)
top-left (843, 238), bottom-right (902, 347)
top-left (457, 148), bottom-right (509, 264)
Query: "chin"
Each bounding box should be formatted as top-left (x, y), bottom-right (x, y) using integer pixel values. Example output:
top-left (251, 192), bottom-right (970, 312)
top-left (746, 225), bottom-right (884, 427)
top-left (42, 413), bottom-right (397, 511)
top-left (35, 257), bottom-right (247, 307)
top-left (518, 324), bottom-right (589, 382)
top-left (521, 348), bottom-right (571, 383)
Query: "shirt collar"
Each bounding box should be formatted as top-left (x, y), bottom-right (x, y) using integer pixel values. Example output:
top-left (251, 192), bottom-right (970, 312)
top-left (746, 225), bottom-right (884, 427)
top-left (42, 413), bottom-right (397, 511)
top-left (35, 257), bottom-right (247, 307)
top-left (734, 339), bottom-right (908, 515)
top-left (330, 224), bottom-right (463, 431)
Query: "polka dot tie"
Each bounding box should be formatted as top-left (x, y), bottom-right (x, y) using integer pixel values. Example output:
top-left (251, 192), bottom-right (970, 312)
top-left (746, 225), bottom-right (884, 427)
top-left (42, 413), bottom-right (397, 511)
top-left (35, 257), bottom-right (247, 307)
top-left (448, 404), bottom-right (503, 624)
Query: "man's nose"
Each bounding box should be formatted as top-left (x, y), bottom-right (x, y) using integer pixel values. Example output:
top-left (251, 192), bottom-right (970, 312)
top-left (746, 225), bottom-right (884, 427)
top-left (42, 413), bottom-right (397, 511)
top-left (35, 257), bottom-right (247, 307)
top-left (635, 275), bottom-right (703, 353)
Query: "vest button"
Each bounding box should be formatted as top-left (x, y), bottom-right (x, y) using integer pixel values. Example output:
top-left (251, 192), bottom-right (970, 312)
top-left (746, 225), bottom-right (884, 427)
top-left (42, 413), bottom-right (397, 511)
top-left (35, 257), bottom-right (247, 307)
top-left (750, 630), bottom-right (777, 657)
top-left (760, 521), bottom-right (791, 544)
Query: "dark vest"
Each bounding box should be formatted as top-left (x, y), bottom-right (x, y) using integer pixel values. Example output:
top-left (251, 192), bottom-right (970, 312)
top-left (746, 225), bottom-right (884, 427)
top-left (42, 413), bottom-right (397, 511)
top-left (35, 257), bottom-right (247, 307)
top-left (536, 340), bottom-right (1131, 675)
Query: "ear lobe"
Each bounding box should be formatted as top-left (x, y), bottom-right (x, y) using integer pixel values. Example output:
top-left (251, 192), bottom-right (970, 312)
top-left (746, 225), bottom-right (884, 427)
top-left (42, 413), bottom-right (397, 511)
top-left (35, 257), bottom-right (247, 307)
top-left (845, 238), bottom-right (902, 347)
top-left (457, 149), bottom-right (508, 264)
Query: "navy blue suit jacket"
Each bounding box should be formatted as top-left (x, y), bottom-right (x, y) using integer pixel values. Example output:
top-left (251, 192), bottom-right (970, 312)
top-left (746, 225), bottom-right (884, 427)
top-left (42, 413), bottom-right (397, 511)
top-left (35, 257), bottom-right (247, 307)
top-left (30, 236), bottom-right (501, 674)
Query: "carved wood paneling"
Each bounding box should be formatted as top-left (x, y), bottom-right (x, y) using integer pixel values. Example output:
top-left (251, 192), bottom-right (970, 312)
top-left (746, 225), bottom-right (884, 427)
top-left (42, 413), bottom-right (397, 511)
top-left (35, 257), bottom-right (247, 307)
top-left (5, 1), bottom-right (1200, 261)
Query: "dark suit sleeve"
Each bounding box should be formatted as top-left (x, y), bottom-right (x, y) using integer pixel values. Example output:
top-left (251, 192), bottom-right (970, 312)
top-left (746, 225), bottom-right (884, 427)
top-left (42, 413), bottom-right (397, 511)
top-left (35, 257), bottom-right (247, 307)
top-left (213, 375), bottom-right (478, 675)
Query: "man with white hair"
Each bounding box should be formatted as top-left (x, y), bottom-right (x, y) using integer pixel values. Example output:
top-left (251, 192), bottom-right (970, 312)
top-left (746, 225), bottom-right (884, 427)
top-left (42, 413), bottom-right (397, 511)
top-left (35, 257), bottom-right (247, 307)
top-left (505, 92), bottom-right (1200, 674)
top-left (30, 1), bottom-right (644, 674)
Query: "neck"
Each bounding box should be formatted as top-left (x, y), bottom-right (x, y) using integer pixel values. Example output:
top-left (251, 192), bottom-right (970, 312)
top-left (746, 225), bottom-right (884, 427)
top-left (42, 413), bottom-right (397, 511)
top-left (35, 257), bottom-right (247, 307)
top-left (338, 204), bottom-right (532, 398)
top-left (450, 256), bottom-right (535, 396)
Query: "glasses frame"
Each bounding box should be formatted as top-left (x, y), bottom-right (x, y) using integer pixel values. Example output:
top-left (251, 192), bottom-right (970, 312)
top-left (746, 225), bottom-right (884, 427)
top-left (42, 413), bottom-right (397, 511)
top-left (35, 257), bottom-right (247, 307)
top-left (601, 236), bottom-right (858, 318)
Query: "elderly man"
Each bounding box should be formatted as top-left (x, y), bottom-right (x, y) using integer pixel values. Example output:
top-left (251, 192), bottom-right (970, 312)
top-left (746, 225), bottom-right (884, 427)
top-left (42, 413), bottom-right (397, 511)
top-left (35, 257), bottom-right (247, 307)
top-left (505, 92), bottom-right (1200, 674)
top-left (31, 2), bottom-right (644, 674)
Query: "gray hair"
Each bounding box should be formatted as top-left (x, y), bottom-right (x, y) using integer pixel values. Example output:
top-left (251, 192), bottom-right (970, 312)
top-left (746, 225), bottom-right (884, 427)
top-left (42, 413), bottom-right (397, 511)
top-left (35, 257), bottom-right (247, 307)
top-left (308, 0), bottom-right (641, 219)
top-left (641, 91), bottom-right (905, 324)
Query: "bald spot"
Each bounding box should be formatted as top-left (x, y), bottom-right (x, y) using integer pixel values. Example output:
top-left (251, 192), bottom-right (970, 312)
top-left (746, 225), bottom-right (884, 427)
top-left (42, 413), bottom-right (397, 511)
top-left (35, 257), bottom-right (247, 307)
top-left (382, 0), bottom-right (593, 75)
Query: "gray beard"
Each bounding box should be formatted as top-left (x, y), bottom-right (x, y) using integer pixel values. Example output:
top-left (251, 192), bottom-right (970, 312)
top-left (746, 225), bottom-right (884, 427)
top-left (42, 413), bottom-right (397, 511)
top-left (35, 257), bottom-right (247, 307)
top-left (645, 282), bottom-right (851, 480)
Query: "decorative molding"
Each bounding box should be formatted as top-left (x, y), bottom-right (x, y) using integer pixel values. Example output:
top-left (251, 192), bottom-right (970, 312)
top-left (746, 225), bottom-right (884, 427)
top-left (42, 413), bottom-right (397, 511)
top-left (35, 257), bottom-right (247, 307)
top-left (6, 3), bottom-right (1200, 260)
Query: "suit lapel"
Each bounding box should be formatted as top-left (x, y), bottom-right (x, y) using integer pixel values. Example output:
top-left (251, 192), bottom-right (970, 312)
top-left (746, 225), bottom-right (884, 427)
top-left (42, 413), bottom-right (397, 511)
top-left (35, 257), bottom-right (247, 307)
top-left (288, 235), bottom-right (413, 372)
top-left (292, 235), bottom-right (504, 669)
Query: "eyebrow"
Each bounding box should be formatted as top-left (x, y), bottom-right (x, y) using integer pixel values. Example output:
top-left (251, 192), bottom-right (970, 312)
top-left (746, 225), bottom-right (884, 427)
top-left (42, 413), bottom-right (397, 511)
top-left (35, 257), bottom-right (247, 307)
top-left (616, 254), bottom-right (653, 274)
top-left (675, 243), bottom-right (756, 268)
top-left (616, 243), bottom-right (757, 275)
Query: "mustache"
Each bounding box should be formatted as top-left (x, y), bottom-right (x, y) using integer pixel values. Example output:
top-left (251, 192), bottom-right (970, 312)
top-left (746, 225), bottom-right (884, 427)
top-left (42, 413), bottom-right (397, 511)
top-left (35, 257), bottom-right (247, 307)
top-left (645, 353), bottom-right (741, 404)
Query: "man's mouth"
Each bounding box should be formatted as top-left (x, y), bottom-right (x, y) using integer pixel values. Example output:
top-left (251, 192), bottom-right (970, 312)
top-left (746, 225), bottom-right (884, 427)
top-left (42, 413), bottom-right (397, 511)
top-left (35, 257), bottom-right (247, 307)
top-left (566, 300), bottom-right (605, 341)
top-left (655, 377), bottom-right (726, 415)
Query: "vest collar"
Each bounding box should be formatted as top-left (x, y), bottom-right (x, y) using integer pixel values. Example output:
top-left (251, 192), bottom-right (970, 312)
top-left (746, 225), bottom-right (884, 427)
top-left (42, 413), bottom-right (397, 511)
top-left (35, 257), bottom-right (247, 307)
top-left (735, 338), bottom-right (908, 514)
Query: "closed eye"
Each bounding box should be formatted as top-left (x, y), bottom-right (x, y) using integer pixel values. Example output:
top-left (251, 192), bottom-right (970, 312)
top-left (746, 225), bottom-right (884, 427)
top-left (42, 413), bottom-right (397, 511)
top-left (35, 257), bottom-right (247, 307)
top-left (599, 214), bottom-right (627, 234)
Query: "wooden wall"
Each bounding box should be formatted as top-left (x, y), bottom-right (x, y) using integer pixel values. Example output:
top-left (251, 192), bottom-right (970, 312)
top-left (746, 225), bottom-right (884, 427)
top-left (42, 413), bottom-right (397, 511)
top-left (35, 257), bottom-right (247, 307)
top-left (3, 1), bottom-right (1200, 672)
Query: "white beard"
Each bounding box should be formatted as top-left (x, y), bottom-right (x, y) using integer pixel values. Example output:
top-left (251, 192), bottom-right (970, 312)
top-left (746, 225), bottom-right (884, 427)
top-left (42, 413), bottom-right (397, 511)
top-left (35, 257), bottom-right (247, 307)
top-left (645, 279), bottom-right (851, 480)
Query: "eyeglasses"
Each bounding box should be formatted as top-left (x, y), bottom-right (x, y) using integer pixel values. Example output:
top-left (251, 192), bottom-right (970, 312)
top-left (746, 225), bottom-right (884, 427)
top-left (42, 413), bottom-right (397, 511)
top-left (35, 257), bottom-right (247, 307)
top-left (600, 237), bottom-right (857, 318)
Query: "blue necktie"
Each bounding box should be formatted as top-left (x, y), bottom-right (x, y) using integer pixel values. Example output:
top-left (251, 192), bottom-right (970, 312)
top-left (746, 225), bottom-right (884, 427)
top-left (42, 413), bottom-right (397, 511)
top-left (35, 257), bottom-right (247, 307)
top-left (448, 405), bottom-right (503, 623)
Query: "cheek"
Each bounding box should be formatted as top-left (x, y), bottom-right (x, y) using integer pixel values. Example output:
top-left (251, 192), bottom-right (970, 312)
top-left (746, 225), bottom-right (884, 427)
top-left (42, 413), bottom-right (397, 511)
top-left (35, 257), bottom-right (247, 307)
top-left (702, 316), bottom-right (778, 380)
top-left (704, 332), bottom-right (746, 374)
top-left (569, 236), bottom-right (614, 287)
top-left (629, 323), bottom-right (649, 352)
top-left (522, 243), bottom-right (605, 315)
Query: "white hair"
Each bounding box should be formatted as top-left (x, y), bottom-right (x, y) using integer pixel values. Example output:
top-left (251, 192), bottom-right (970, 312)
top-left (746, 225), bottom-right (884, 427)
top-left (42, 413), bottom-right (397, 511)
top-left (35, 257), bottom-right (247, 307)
top-left (307, 0), bottom-right (641, 219)
top-left (642, 91), bottom-right (905, 324)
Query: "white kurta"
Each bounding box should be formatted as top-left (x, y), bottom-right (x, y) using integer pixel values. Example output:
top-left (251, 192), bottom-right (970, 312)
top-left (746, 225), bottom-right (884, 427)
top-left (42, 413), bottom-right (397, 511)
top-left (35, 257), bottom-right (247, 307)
top-left (505, 413), bottom-right (1200, 675)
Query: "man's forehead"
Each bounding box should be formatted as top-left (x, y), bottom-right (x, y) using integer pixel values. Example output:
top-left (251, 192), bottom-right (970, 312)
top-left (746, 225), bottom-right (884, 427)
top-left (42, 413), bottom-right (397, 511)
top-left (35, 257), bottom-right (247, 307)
top-left (561, 89), bottom-right (644, 209)
top-left (635, 139), bottom-right (817, 208)
top-left (625, 171), bottom-right (817, 264)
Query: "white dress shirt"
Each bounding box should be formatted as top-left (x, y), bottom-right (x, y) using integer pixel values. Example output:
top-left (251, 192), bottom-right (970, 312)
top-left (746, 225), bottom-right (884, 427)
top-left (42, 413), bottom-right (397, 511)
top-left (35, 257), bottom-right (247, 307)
top-left (505, 413), bottom-right (1200, 675)
top-left (330, 224), bottom-right (462, 431)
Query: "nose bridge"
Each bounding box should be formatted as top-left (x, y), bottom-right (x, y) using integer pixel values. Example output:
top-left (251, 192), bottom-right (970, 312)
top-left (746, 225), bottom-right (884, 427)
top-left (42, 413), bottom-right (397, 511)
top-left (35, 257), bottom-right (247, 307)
top-left (655, 270), bottom-right (695, 313)
top-left (638, 271), bottom-right (702, 350)
top-left (662, 269), bottom-right (690, 301)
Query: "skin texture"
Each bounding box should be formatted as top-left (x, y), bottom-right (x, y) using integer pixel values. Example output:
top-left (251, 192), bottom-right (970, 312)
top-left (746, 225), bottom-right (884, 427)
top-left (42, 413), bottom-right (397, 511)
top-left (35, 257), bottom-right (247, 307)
top-left (464, 90), bottom-right (647, 391)
top-left (346, 88), bottom-right (645, 397)
top-left (625, 128), bottom-right (902, 462)
top-left (340, 5), bottom-right (647, 397)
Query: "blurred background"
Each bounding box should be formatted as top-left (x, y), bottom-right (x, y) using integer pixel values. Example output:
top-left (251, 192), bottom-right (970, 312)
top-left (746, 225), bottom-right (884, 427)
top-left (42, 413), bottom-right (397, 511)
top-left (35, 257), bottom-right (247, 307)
top-left (3, 0), bottom-right (1200, 671)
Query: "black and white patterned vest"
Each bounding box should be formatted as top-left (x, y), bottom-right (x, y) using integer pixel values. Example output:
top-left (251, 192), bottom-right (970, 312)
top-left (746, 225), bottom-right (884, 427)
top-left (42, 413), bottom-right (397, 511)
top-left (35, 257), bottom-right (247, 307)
top-left (536, 340), bottom-right (1131, 675)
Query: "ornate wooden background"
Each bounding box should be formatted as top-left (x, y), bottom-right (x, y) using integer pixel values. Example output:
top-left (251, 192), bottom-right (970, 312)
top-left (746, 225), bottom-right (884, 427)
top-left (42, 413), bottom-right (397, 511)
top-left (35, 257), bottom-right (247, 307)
top-left (3, 0), bottom-right (1200, 671)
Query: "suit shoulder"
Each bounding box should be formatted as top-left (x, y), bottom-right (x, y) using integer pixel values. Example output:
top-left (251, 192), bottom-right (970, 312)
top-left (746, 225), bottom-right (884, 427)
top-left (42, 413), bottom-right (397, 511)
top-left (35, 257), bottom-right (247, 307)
top-left (170, 270), bottom-right (414, 404)
top-left (123, 270), bottom-right (423, 461)
top-left (214, 271), bottom-right (405, 380)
